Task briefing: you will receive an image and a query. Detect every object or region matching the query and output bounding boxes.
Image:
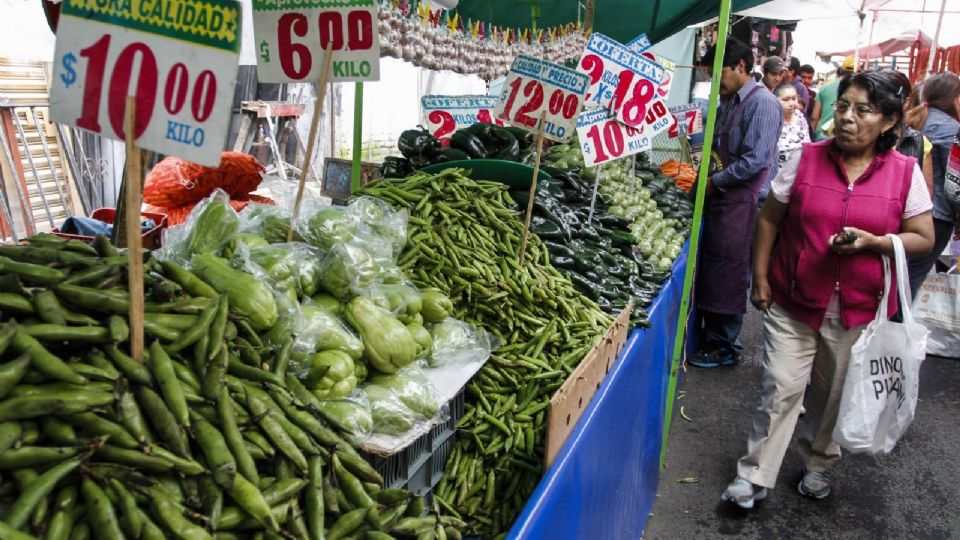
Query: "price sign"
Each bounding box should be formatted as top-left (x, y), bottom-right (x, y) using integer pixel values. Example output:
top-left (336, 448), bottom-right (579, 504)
top-left (494, 55), bottom-right (589, 142)
top-left (253, 0), bottom-right (379, 82)
top-left (50, 0), bottom-right (241, 166)
top-left (577, 33), bottom-right (664, 110)
top-left (421, 95), bottom-right (502, 142)
top-left (575, 107), bottom-right (651, 167)
top-left (488, 76), bottom-right (506, 97)
top-left (627, 33), bottom-right (652, 54)
top-left (668, 103), bottom-right (703, 138)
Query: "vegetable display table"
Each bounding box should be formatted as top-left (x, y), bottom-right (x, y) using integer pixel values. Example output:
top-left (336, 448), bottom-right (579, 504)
top-left (508, 243), bottom-right (689, 538)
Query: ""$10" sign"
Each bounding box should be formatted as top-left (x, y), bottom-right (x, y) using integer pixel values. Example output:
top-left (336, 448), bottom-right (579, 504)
top-left (51, 0), bottom-right (241, 166)
top-left (576, 108), bottom-right (650, 167)
top-left (494, 55), bottom-right (589, 142)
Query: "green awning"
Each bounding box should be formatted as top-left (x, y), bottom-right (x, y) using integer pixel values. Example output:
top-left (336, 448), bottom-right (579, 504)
top-left (452, 0), bottom-right (769, 44)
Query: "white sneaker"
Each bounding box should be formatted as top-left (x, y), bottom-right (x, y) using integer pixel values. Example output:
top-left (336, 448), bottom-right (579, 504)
top-left (721, 476), bottom-right (768, 509)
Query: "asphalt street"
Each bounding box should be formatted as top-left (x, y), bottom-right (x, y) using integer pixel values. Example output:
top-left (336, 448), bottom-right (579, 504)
top-left (644, 308), bottom-right (960, 540)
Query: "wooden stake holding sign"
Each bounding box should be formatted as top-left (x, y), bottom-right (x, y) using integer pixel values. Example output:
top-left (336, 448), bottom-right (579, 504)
top-left (123, 98), bottom-right (145, 361)
top-left (289, 44), bottom-right (335, 242)
top-left (518, 111), bottom-right (547, 264)
top-left (493, 55), bottom-right (590, 263)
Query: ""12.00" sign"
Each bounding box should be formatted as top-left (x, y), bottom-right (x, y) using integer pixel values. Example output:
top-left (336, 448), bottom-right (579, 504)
top-left (494, 55), bottom-right (589, 142)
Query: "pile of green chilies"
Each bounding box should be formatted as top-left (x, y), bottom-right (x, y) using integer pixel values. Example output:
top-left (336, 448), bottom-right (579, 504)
top-left (360, 170), bottom-right (612, 537)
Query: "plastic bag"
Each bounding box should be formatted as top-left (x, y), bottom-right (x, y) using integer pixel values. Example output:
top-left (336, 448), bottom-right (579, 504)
top-left (295, 204), bottom-right (361, 252)
top-left (318, 243), bottom-right (382, 300)
top-left (911, 268), bottom-right (960, 358)
top-left (347, 196), bottom-right (409, 257)
top-left (299, 300), bottom-right (364, 359)
top-left (363, 383), bottom-right (420, 436)
top-left (316, 389), bottom-right (373, 442)
top-left (428, 318), bottom-right (497, 367)
top-left (244, 243), bottom-right (323, 298)
top-left (363, 280), bottom-right (423, 324)
top-left (301, 350), bottom-right (358, 400)
top-left (239, 203), bottom-right (302, 244)
top-left (834, 235), bottom-right (928, 454)
top-left (369, 366), bottom-right (445, 419)
top-left (156, 189), bottom-right (239, 266)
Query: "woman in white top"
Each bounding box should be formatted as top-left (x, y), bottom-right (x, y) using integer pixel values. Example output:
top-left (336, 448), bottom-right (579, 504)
top-left (774, 82), bottom-right (811, 166)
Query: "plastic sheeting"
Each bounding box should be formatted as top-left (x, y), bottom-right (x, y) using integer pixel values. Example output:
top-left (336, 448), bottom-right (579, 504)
top-left (508, 244), bottom-right (689, 539)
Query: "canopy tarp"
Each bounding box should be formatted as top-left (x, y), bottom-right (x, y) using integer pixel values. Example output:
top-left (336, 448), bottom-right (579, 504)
top-left (735, 0), bottom-right (894, 21)
top-left (819, 29), bottom-right (932, 59)
top-left (451, 0), bottom-right (768, 44)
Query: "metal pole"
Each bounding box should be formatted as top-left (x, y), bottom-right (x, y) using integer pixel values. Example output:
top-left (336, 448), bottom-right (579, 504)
top-left (926, 0), bottom-right (948, 77)
top-left (11, 109), bottom-right (56, 227)
top-left (29, 107), bottom-right (69, 212)
top-left (853, 1), bottom-right (866, 73)
top-left (661, 0), bottom-right (734, 467)
top-left (351, 82), bottom-right (364, 192)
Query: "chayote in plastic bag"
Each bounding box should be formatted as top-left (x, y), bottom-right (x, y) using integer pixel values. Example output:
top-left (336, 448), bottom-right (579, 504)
top-left (317, 394), bottom-right (374, 441)
top-left (299, 206), bottom-right (360, 252)
top-left (405, 322), bottom-right (433, 359)
top-left (318, 244), bottom-right (380, 300)
top-left (300, 302), bottom-right (364, 360)
top-left (420, 288), bottom-right (454, 323)
top-left (311, 293), bottom-right (342, 315)
top-left (304, 350), bottom-right (357, 400)
top-left (364, 383), bottom-right (417, 436)
top-left (347, 196), bottom-right (408, 256)
top-left (428, 317), bottom-right (495, 367)
top-left (344, 297), bottom-right (419, 374)
top-left (369, 367), bottom-right (441, 418)
top-left (246, 243), bottom-right (323, 298)
top-left (366, 281), bottom-right (422, 323)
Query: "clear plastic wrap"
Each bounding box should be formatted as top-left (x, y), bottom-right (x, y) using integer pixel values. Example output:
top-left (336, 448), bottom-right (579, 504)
top-left (346, 196), bottom-right (409, 257)
top-left (239, 203), bottom-right (301, 244)
top-left (318, 243), bottom-right (383, 300)
top-left (298, 299), bottom-right (364, 360)
top-left (369, 366), bottom-right (446, 420)
top-left (295, 204), bottom-right (362, 252)
top-left (362, 280), bottom-right (423, 324)
top-left (362, 383), bottom-right (420, 436)
top-left (156, 189), bottom-right (239, 266)
top-left (316, 389), bottom-right (373, 443)
top-left (238, 243), bottom-right (324, 299)
top-left (301, 350), bottom-right (358, 400)
top-left (428, 318), bottom-right (497, 367)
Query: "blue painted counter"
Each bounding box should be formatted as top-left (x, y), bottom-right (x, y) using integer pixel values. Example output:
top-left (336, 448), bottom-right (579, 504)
top-left (508, 246), bottom-right (689, 539)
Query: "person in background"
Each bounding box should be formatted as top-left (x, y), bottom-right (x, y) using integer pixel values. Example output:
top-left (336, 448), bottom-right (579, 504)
top-left (775, 83), bottom-right (811, 166)
top-left (762, 57), bottom-right (787, 92)
top-left (887, 70), bottom-right (934, 194)
top-left (721, 70), bottom-right (934, 509)
top-left (812, 57), bottom-right (855, 140)
top-left (786, 57), bottom-right (811, 112)
top-left (904, 72), bottom-right (960, 296)
top-left (800, 64), bottom-right (818, 136)
top-left (689, 39), bottom-right (784, 369)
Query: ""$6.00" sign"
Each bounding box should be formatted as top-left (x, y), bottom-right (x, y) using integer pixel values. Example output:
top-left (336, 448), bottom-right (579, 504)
top-left (50, 0), bottom-right (241, 166)
top-left (253, 0), bottom-right (380, 82)
top-left (494, 55), bottom-right (589, 142)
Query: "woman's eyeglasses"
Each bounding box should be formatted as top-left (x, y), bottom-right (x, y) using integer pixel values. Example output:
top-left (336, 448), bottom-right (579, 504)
top-left (833, 100), bottom-right (879, 118)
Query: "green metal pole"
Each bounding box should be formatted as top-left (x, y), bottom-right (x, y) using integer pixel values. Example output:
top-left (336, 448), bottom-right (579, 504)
top-left (351, 82), bottom-right (364, 192)
top-left (660, 0), bottom-right (733, 467)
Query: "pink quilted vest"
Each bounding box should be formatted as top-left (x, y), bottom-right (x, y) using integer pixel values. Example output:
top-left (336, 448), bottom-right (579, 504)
top-left (769, 141), bottom-right (914, 331)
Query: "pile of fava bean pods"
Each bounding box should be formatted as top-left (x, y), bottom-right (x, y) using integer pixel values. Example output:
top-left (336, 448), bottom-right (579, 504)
top-left (0, 234), bottom-right (461, 540)
top-left (359, 170), bottom-right (612, 538)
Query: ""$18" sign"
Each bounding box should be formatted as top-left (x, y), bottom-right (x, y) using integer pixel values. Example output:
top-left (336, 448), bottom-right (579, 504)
top-left (253, 0), bottom-right (380, 82)
top-left (576, 108), bottom-right (650, 167)
top-left (494, 55), bottom-right (589, 142)
top-left (50, 0), bottom-right (241, 166)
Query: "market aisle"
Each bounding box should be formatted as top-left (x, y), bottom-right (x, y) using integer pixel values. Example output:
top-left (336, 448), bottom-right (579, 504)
top-left (645, 308), bottom-right (960, 539)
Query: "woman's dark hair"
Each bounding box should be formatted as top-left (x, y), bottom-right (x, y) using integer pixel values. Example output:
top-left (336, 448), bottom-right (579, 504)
top-left (703, 38), bottom-right (755, 73)
top-left (773, 82), bottom-right (796, 97)
top-left (837, 70), bottom-right (906, 153)
top-left (906, 72), bottom-right (960, 129)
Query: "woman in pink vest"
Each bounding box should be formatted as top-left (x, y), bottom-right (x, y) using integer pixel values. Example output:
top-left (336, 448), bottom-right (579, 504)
top-left (721, 70), bottom-right (935, 508)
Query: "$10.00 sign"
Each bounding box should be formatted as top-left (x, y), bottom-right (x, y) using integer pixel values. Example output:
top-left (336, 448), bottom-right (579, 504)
top-left (494, 55), bottom-right (589, 142)
top-left (421, 95), bottom-right (501, 142)
top-left (253, 0), bottom-right (380, 82)
top-left (576, 107), bottom-right (650, 167)
top-left (50, 0), bottom-right (241, 166)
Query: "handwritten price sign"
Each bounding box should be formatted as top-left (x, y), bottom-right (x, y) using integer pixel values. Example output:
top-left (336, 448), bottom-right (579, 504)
top-left (253, 0), bottom-right (379, 82)
top-left (627, 33), bottom-right (652, 54)
top-left (577, 33), bottom-right (664, 111)
top-left (576, 107), bottom-right (650, 167)
top-left (494, 55), bottom-right (589, 142)
top-left (668, 103), bottom-right (704, 138)
top-left (421, 95), bottom-right (502, 142)
top-left (50, 0), bottom-right (240, 166)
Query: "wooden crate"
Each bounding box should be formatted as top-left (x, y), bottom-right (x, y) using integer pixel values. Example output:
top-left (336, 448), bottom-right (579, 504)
top-left (544, 301), bottom-right (633, 469)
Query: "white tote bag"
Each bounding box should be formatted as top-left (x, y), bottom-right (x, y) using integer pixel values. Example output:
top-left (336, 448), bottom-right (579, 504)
top-left (833, 234), bottom-right (929, 454)
top-left (911, 267), bottom-right (960, 358)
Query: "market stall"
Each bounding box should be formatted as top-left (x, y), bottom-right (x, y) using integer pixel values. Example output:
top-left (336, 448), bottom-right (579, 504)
top-left (0, 0), bottom-right (753, 536)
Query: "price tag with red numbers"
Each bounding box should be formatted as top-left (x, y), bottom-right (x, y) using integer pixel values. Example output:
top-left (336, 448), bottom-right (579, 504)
top-left (421, 95), bottom-right (502, 143)
top-left (668, 103), bottom-right (704, 138)
top-left (577, 33), bottom-right (664, 114)
top-left (493, 55), bottom-right (589, 142)
top-left (50, 0), bottom-right (241, 166)
top-left (253, 0), bottom-right (380, 82)
top-left (627, 33), bottom-right (652, 54)
top-left (576, 107), bottom-right (651, 167)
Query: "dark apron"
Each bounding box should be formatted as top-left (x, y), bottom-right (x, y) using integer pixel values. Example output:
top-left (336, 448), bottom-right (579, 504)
top-left (697, 86), bottom-right (769, 315)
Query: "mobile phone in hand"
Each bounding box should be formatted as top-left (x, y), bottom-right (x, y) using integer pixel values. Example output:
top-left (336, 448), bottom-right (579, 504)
top-left (834, 230), bottom-right (858, 245)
